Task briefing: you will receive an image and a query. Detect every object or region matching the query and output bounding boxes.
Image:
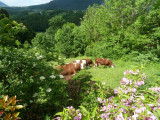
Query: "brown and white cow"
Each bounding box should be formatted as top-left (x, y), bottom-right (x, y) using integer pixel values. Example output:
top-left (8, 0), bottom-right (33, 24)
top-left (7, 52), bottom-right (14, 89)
top-left (82, 59), bottom-right (95, 68)
top-left (73, 60), bottom-right (87, 69)
top-left (56, 63), bottom-right (81, 80)
top-left (56, 63), bottom-right (80, 72)
top-left (95, 58), bottom-right (114, 68)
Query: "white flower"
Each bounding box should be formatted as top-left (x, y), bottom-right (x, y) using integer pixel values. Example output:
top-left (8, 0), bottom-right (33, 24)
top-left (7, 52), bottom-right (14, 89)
top-left (37, 55), bottom-right (43, 60)
top-left (59, 75), bottom-right (64, 78)
top-left (33, 93), bottom-right (38, 98)
top-left (98, 97), bottom-right (103, 103)
top-left (50, 75), bottom-right (56, 79)
top-left (30, 100), bottom-right (33, 103)
top-left (46, 88), bottom-right (52, 92)
top-left (102, 82), bottom-right (106, 85)
top-left (124, 70), bottom-right (129, 75)
top-left (40, 76), bottom-right (45, 81)
top-left (33, 63), bottom-right (37, 67)
top-left (140, 95), bottom-right (145, 100)
top-left (116, 113), bottom-right (125, 120)
top-left (132, 114), bottom-right (139, 120)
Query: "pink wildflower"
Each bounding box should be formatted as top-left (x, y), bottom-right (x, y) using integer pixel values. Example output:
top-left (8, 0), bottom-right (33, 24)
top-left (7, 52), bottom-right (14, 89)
top-left (98, 97), bottom-right (103, 103)
top-left (132, 114), bottom-right (139, 120)
top-left (149, 87), bottom-right (160, 93)
top-left (120, 77), bottom-right (130, 86)
top-left (119, 108), bottom-right (127, 113)
top-left (100, 113), bottom-right (110, 120)
top-left (74, 113), bottom-right (82, 120)
top-left (108, 96), bottom-right (114, 103)
top-left (134, 108), bottom-right (143, 114)
top-left (67, 106), bottom-right (74, 110)
top-left (57, 117), bottom-right (61, 120)
top-left (124, 70), bottom-right (129, 75)
top-left (134, 80), bottom-right (144, 87)
top-left (142, 73), bottom-right (146, 79)
top-left (115, 113), bottom-right (125, 120)
top-left (129, 70), bottom-right (134, 74)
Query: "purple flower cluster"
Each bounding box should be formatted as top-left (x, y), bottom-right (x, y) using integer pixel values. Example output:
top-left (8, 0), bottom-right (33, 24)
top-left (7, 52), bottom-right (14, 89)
top-left (98, 95), bottom-right (159, 120)
top-left (114, 87), bottom-right (137, 94)
top-left (124, 70), bottom-right (139, 75)
top-left (70, 106), bottom-right (82, 120)
top-left (120, 77), bottom-right (132, 86)
top-left (99, 70), bottom-right (160, 120)
top-left (148, 87), bottom-right (160, 93)
top-left (56, 106), bottom-right (82, 120)
top-left (114, 70), bottom-right (145, 95)
top-left (134, 80), bottom-right (144, 87)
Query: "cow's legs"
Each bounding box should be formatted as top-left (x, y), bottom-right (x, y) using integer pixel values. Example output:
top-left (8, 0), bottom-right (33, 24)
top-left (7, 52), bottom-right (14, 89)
top-left (73, 70), bottom-right (76, 75)
top-left (96, 62), bottom-right (99, 67)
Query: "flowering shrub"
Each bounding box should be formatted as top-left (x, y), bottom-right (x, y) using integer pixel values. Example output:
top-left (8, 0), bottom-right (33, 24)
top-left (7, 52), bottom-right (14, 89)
top-left (0, 48), bottom-right (69, 119)
top-left (56, 106), bottom-right (82, 120)
top-left (56, 70), bottom-right (160, 120)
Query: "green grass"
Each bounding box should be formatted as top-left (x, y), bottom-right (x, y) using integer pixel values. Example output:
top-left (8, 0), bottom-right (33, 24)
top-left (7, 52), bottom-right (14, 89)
top-left (52, 56), bottom-right (160, 89)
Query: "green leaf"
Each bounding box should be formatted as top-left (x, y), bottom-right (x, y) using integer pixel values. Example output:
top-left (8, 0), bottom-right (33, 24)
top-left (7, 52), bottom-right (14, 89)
top-left (153, 110), bottom-right (160, 118)
top-left (122, 95), bottom-right (130, 99)
top-left (13, 112), bottom-right (20, 118)
top-left (90, 106), bottom-right (97, 118)
top-left (79, 106), bottom-right (89, 114)
top-left (119, 105), bottom-right (128, 111)
top-left (55, 112), bottom-right (63, 116)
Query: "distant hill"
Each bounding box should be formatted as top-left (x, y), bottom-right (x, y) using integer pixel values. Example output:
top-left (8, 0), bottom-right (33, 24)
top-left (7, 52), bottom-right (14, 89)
top-left (28, 0), bottom-right (104, 10)
top-left (4, 0), bottom-right (104, 12)
top-left (0, 1), bottom-right (8, 7)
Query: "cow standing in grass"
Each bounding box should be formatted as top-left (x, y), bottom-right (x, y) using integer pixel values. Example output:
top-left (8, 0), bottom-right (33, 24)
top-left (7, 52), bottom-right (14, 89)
top-left (82, 59), bottom-right (95, 68)
top-left (95, 58), bottom-right (114, 68)
top-left (73, 60), bottom-right (86, 69)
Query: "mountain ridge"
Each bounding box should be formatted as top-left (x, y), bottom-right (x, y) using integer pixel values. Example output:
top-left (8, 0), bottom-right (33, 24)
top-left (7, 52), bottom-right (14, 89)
top-left (0, 1), bottom-right (8, 7)
top-left (28, 0), bottom-right (104, 10)
top-left (3, 0), bottom-right (104, 11)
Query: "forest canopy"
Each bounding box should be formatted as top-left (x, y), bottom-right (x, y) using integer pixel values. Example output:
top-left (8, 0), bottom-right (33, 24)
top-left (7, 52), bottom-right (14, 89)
top-left (32, 0), bottom-right (160, 62)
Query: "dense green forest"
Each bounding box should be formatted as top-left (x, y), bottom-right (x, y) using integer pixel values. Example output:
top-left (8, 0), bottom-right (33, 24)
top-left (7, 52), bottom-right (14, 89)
top-left (0, 0), bottom-right (160, 119)
top-left (9, 9), bottom-right (84, 32)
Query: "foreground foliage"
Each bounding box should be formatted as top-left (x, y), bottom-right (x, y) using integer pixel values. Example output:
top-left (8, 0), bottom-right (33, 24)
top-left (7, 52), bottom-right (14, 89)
top-left (56, 70), bottom-right (160, 120)
top-left (0, 95), bottom-right (23, 120)
top-left (0, 48), bottom-right (68, 119)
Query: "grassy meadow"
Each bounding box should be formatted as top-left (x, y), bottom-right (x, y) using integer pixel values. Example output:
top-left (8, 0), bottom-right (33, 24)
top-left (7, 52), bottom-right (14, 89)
top-left (52, 56), bottom-right (160, 89)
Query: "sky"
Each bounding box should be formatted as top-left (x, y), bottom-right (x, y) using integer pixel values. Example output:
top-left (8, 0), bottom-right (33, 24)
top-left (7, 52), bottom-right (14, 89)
top-left (1, 0), bottom-right (52, 7)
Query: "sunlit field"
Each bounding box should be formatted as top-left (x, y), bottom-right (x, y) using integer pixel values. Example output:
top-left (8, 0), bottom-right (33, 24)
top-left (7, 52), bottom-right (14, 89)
top-left (55, 57), bottom-right (160, 89)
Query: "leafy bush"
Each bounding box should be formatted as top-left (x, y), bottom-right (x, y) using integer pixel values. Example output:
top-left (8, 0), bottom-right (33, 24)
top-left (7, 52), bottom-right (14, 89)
top-left (122, 51), bottom-right (159, 64)
top-left (66, 70), bottom-right (113, 112)
top-left (85, 41), bottom-right (126, 59)
top-left (55, 22), bottom-right (76, 58)
top-left (0, 16), bottom-right (34, 48)
top-left (0, 48), bottom-right (69, 119)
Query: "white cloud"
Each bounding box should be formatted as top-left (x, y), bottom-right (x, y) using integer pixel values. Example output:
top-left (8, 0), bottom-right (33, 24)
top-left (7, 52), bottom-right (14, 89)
top-left (1, 0), bottom-right (52, 7)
